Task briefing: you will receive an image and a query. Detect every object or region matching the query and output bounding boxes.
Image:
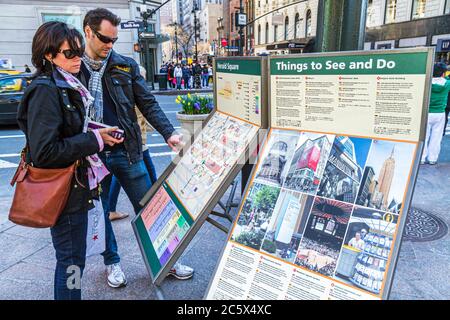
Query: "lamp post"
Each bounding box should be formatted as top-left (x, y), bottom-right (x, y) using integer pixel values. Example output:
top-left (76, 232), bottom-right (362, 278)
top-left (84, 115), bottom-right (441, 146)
top-left (238, 0), bottom-right (245, 56)
top-left (174, 22), bottom-right (178, 63)
top-left (217, 17), bottom-right (223, 57)
top-left (192, 1), bottom-right (199, 62)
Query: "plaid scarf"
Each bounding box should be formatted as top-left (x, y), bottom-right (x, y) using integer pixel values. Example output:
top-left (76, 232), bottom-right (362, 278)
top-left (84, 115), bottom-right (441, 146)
top-left (81, 51), bottom-right (111, 123)
top-left (56, 66), bottom-right (110, 190)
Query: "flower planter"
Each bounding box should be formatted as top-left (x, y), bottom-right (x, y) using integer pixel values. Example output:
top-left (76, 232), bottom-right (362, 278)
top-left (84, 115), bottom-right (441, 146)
top-left (176, 111), bottom-right (210, 138)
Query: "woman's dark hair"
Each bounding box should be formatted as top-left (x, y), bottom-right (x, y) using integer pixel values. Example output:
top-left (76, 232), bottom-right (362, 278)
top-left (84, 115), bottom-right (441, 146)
top-left (83, 8), bottom-right (121, 32)
top-left (31, 21), bottom-right (84, 76)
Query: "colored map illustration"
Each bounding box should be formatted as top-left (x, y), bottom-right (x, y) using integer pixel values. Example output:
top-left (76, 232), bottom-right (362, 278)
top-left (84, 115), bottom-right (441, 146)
top-left (166, 112), bottom-right (259, 220)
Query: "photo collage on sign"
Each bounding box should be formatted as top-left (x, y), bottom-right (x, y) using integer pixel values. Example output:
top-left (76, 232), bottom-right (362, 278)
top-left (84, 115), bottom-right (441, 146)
top-left (230, 129), bottom-right (417, 295)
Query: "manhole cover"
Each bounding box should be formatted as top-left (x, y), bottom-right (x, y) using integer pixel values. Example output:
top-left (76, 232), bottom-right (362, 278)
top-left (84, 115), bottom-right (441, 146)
top-left (403, 207), bottom-right (448, 242)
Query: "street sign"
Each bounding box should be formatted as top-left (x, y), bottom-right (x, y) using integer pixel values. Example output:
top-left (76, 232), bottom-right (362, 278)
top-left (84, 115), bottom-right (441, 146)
top-left (226, 46), bottom-right (239, 52)
top-left (236, 13), bottom-right (247, 26)
top-left (140, 32), bottom-right (156, 38)
top-left (120, 21), bottom-right (143, 29)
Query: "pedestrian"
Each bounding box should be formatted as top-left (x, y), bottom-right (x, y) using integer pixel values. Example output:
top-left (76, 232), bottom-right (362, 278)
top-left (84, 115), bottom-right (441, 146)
top-left (108, 65), bottom-right (158, 221)
top-left (80, 8), bottom-right (193, 288)
top-left (207, 64), bottom-right (213, 87)
top-left (17, 21), bottom-right (122, 300)
top-left (167, 63), bottom-right (174, 89)
top-left (182, 64), bottom-right (191, 90)
top-left (174, 63), bottom-right (183, 90)
top-left (193, 62), bottom-right (202, 89)
top-left (24, 64), bottom-right (31, 73)
top-left (201, 64), bottom-right (209, 88)
top-left (421, 62), bottom-right (450, 165)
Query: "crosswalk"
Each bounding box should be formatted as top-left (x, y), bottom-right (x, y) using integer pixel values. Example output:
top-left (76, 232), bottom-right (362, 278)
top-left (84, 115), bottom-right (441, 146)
top-left (0, 126), bottom-right (181, 170)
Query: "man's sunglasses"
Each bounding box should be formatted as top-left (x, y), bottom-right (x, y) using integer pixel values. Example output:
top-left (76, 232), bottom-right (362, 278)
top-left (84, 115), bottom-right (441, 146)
top-left (92, 28), bottom-right (118, 44)
top-left (58, 47), bottom-right (84, 59)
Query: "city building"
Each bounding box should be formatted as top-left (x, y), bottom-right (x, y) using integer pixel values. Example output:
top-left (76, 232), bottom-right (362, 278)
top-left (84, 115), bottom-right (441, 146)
top-left (318, 136), bottom-right (362, 203)
top-left (257, 140), bottom-right (288, 184)
top-left (253, 0), bottom-right (319, 55)
top-left (365, 0), bottom-right (450, 61)
top-left (357, 166), bottom-right (376, 206)
top-left (0, 0), bottom-right (136, 72)
top-left (377, 147), bottom-right (396, 208)
top-left (130, 0), bottom-right (166, 84)
top-left (198, 1), bottom-right (224, 57)
top-left (171, 0), bottom-right (184, 24)
top-left (285, 135), bottom-right (332, 192)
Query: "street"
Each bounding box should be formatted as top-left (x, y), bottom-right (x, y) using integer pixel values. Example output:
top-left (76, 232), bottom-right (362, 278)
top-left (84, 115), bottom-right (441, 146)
top-left (0, 94), bottom-right (450, 300)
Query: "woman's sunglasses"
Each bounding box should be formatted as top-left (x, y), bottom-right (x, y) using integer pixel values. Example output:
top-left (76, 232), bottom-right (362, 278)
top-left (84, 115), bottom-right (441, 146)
top-left (92, 28), bottom-right (118, 44)
top-left (58, 47), bottom-right (84, 59)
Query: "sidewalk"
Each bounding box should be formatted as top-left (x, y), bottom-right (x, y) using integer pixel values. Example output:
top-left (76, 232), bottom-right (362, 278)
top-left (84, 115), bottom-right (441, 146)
top-left (0, 138), bottom-right (449, 299)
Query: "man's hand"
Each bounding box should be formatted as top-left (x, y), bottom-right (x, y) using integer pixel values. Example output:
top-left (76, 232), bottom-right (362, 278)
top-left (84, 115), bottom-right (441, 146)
top-left (167, 134), bottom-right (184, 152)
top-left (98, 127), bottom-right (124, 146)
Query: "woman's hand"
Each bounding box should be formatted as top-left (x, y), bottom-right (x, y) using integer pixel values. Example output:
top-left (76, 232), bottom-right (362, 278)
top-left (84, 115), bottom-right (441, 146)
top-left (98, 127), bottom-right (124, 146)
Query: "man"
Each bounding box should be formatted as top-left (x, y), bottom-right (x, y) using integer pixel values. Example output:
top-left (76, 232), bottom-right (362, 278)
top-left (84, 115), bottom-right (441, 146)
top-left (421, 62), bottom-right (450, 165)
top-left (348, 232), bottom-right (365, 250)
top-left (80, 8), bottom-right (194, 288)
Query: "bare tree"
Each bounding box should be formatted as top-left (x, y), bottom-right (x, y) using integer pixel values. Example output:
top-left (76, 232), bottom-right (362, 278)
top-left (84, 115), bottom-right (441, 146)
top-left (165, 23), bottom-right (195, 61)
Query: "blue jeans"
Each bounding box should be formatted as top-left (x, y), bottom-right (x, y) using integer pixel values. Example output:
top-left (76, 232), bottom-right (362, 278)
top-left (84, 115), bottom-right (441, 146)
top-left (109, 148), bottom-right (157, 211)
top-left (99, 147), bottom-right (152, 266)
top-left (50, 211), bottom-right (88, 300)
top-left (202, 74), bottom-right (209, 87)
top-left (176, 77), bottom-right (182, 89)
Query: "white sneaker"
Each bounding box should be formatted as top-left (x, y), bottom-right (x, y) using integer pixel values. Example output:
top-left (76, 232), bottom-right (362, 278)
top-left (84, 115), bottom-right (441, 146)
top-left (106, 263), bottom-right (127, 288)
top-left (167, 262), bottom-right (194, 280)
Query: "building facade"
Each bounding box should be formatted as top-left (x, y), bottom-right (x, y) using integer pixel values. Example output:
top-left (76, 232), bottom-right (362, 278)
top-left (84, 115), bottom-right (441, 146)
top-left (199, 1), bottom-right (224, 56)
top-left (253, 0), bottom-right (319, 55)
top-left (0, 0), bottom-right (137, 72)
top-left (365, 0), bottom-right (450, 61)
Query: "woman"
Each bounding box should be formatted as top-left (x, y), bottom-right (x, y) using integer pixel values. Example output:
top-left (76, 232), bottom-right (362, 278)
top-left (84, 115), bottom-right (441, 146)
top-left (17, 21), bottom-right (123, 300)
top-left (174, 63), bottom-right (183, 90)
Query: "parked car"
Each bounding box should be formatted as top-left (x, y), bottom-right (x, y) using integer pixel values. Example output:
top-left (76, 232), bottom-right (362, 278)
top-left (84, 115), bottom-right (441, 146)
top-left (0, 74), bottom-right (32, 125)
top-left (0, 68), bottom-right (22, 75)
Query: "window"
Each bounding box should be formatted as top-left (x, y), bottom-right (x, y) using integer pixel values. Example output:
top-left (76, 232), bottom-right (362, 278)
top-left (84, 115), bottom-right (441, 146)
top-left (274, 25), bottom-right (278, 42)
top-left (41, 13), bottom-right (82, 33)
top-left (294, 13), bottom-right (300, 38)
top-left (305, 10), bottom-right (312, 37)
top-left (385, 0), bottom-right (397, 24)
top-left (284, 16), bottom-right (289, 40)
top-left (258, 24), bottom-right (261, 44)
top-left (367, 0), bottom-right (375, 27)
top-left (231, 13), bottom-right (234, 31)
top-left (412, 0), bottom-right (427, 19)
top-left (265, 23), bottom-right (269, 43)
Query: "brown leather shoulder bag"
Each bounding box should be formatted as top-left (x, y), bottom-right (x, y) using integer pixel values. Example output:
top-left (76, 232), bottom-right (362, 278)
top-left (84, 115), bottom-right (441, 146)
top-left (8, 148), bottom-right (77, 228)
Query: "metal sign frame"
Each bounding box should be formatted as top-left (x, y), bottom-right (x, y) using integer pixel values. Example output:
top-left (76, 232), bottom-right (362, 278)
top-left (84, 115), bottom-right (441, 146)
top-left (132, 56), bottom-right (269, 286)
top-left (205, 47), bottom-right (434, 300)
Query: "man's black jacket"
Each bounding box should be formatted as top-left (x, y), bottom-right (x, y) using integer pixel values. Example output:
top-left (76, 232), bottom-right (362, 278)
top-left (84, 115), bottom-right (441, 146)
top-left (80, 50), bottom-right (175, 163)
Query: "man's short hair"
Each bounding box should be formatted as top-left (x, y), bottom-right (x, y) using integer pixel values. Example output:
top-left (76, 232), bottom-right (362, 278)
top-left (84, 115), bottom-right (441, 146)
top-left (433, 62), bottom-right (447, 77)
top-left (83, 8), bottom-right (121, 32)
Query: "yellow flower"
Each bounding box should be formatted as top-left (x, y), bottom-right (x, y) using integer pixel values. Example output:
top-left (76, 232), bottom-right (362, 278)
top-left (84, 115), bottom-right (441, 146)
top-left (175, 98), bottom-right (180, 104)
top-left (187, 93), bottom-right (192, 99)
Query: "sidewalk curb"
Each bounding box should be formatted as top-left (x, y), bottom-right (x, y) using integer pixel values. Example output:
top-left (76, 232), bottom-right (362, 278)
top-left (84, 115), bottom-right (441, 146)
top-left (151, 89), bottom-right (213, 96)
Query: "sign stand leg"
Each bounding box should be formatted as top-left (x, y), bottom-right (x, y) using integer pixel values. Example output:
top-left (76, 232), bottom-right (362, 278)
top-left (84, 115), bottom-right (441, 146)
top-left (154, 284), bottom-right (165, 300)
top-left (207, 177), bottom-right (240, 234)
